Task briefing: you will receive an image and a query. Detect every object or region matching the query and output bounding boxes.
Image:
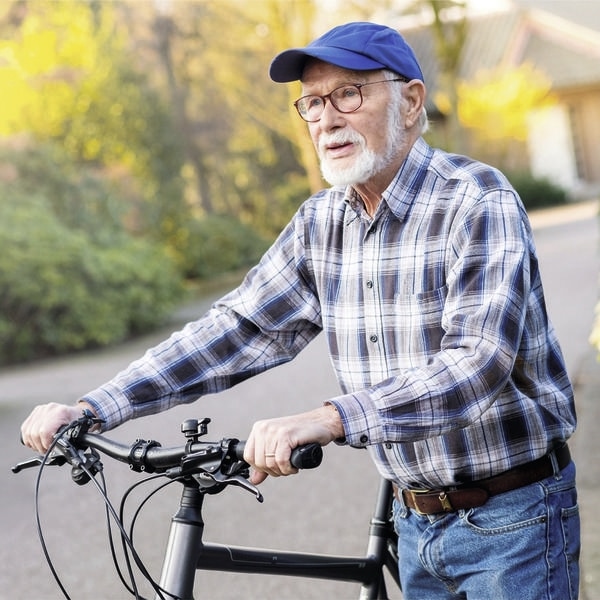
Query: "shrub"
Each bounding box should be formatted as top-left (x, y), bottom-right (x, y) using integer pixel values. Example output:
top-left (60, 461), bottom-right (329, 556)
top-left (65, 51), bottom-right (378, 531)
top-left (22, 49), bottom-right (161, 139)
top-left (507, 172), bottom-right (568, 211)
top-left (179, 214), bottom-right (269, 280)
top-left (0, 141), bottom-right (131, 243)
top-left (0, 156), bottom-right (183, 365)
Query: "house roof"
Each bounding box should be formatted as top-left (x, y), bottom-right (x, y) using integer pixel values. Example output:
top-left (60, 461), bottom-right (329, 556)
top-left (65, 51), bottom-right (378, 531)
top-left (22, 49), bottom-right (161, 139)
top-left (401, 7), bottom-right (600, 109)
top-left (514, 0), bottom-right (600, 33)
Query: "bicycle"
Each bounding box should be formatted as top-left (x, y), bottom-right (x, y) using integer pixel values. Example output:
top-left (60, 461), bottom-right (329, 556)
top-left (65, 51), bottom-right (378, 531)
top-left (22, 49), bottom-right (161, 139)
top-left (13, 410), bottom-right (402, 600)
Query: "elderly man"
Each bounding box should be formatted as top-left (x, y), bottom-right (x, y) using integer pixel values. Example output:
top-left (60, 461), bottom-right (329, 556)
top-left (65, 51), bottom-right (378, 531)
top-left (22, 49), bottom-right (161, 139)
top-left (22, 22), bottom-right (579, 599)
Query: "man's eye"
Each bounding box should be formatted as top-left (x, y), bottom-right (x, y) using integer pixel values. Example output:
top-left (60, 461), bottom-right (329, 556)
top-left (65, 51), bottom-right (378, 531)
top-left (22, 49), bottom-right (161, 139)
top-left (340, 86), bottom-right (360, 98)
top-left (307, 96), bottom-right (323, 109)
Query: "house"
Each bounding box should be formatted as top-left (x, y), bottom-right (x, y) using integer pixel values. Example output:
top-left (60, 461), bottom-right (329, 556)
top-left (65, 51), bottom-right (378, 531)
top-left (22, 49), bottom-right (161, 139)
top-left (402, 6), bottom-right (600, 198)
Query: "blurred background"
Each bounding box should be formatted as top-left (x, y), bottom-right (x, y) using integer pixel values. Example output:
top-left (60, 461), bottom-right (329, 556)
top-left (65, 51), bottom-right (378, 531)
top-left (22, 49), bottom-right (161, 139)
top-left (2, 2), bottom-right (600, 598)
top-left (1, 0), bottom-right (599, 367)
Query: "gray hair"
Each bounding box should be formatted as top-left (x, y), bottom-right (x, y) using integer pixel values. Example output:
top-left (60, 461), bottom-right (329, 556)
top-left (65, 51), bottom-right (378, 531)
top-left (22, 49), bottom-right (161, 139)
top-left (382, 69), bottom-right (429, 135)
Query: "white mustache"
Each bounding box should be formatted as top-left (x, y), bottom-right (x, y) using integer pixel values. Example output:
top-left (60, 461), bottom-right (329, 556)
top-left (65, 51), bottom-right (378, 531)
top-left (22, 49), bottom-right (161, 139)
top-left (318, 129), bottom-right (366, 154)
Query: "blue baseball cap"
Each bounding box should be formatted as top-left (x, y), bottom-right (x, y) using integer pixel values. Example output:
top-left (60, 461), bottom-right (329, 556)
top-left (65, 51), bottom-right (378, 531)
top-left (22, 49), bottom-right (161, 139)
top-left (269, 22), bottom-right (424, 83)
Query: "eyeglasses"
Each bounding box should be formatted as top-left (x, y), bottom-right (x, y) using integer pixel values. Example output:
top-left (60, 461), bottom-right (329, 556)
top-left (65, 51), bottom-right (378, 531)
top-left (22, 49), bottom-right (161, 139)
top-left (293, 77), bottom-right (409, 122)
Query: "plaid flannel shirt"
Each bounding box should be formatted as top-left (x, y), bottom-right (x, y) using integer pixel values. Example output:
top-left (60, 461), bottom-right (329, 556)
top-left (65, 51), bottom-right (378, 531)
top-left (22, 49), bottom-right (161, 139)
top-left (83, 138), bottom-right (575, 488)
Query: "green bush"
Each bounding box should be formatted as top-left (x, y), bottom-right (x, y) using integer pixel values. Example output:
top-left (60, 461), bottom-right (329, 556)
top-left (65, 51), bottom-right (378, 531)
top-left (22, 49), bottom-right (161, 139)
top-left (179, 214), bottom-right (269, 280)
top-left (508, 172), bottom-right (568, 211)
top-left (0, 142), bottom-right (132, 244)
top-left (0, 147), bottom-right (184, 365)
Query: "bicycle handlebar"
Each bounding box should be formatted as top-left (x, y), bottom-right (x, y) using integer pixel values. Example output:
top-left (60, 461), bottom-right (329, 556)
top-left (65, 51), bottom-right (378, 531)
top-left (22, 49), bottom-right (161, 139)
top-left (73, 433), bottom-right (323, 472)
top-left (13, 413), bottom-right (323, 482)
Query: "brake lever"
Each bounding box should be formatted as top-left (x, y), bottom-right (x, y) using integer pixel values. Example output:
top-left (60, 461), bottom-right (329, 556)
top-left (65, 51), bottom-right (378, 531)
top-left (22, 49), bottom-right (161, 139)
top-left (12, 453), bottom-right (68, 473)
top-left (195, 471), bottom-right (264, 503)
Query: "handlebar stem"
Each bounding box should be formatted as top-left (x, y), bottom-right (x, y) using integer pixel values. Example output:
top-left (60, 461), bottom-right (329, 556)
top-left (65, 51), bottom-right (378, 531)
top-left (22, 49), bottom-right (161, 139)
top-left (128, 439), bottom-right (163, 473)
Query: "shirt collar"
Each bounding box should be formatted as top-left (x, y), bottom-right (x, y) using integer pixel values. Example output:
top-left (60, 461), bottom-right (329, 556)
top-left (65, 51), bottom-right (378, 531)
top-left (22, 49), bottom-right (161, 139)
top-left (342, 137), bottom-right (434, 223)
top-left (382, 137), bottom-right (433, 222)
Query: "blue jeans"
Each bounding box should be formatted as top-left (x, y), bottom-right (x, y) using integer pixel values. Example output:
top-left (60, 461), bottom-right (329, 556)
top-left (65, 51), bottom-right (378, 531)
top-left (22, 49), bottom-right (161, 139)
top-left (392, 461), bottom-right (580, 599)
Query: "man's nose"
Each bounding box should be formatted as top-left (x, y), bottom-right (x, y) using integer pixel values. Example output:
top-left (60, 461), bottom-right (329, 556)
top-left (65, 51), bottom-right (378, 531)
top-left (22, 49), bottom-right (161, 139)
top-left (318, 98), bottom-right (346, 130)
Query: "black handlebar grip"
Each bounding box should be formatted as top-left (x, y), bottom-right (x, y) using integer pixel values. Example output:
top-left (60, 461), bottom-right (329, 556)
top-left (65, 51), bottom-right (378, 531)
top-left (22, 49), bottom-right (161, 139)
top-left (234, 441), bottom-right (323, 469)
top-left (290, 443), bottom-right (322, 469)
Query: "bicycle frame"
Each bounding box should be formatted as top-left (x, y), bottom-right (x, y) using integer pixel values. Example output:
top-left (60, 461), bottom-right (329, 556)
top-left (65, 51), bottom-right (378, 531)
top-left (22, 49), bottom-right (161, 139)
top-left (157, 477), bottom-right (400, 600)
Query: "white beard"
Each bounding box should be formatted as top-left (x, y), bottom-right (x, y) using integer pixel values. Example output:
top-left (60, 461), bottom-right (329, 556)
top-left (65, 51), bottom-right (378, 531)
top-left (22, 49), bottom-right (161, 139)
top-left (319, 132), bottom-right (382, 186)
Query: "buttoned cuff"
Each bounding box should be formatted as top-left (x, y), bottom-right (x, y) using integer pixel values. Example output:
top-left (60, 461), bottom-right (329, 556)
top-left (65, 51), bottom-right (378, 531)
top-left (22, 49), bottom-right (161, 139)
top-left (326, 391), bottom-right (385, 448)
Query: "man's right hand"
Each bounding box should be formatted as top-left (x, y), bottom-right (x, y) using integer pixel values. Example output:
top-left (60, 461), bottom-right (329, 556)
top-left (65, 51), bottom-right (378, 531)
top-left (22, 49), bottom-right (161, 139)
top-left (20, 402), bottom-right (98, 454)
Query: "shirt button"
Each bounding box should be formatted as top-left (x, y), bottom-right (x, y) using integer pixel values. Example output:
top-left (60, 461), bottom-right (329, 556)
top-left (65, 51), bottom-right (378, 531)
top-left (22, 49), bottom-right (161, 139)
top-left (366, 280), bottom-right (373, 289)
top-left (360, 434), bottom-right (369, 444)
top-left (385, 443), bottom-right (392, 449)
top-left (369, 334), bottom-right (378, 343)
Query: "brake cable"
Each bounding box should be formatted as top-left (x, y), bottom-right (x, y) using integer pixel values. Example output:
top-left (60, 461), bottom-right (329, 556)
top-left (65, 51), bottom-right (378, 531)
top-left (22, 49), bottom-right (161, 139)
top-left (32, 420), bottom-right (174, 600)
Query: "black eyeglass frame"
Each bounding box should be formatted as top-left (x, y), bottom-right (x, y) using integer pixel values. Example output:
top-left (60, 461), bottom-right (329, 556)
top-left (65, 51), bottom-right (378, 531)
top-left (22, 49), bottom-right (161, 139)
top-left (293, 77), bottom-right (409, 122)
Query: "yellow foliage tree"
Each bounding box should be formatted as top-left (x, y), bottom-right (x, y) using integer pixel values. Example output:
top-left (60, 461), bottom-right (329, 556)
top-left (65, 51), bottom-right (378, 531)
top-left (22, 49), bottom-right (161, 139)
top-left (450, 62), bottom-right (556, 143)
top-left (0, 2), bottom-right (119, 141)
top-left (0, 0), bottom-right (185, 241)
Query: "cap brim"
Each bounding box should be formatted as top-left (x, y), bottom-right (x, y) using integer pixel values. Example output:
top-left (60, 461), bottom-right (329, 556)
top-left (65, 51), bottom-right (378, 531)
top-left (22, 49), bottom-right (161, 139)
top-left (269, 47), bottom-right (385, 82)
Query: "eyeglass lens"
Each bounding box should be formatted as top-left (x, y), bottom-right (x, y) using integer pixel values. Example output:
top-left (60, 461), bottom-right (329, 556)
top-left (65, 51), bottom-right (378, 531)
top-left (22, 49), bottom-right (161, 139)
top-left (295, 85), bottom-right (363, 122)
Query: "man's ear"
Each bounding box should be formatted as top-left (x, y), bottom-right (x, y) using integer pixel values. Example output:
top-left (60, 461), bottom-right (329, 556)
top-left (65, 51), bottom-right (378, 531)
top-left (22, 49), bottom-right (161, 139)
top-left (403, 80), bottom-right (426, 129)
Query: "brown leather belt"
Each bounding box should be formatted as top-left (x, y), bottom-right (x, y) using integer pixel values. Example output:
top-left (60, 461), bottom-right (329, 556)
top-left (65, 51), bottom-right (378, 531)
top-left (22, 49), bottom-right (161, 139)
top-left (393, 444), bottom-right (571, 515)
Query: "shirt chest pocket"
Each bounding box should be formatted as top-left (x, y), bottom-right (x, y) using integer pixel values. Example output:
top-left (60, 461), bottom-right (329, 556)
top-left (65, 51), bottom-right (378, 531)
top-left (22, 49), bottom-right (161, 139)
top-left (389, 284), bottom-right (448, 359)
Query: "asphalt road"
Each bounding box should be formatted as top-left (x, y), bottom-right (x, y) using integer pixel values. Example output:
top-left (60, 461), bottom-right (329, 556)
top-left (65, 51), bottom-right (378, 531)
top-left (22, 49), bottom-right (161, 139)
top-left (1, 200), bottom-right (598, 600)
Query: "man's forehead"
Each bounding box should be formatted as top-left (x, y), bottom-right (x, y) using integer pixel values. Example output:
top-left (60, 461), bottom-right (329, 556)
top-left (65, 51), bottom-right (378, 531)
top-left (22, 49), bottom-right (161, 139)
top-left (300, 60), bottom-right (380, 88)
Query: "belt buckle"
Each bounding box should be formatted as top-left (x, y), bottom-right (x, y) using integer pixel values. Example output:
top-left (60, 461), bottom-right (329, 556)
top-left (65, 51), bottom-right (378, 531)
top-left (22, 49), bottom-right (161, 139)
top-left (406, 488), bottom-right (454, 515)
top-left (406, 488), bottom-right (432, 515)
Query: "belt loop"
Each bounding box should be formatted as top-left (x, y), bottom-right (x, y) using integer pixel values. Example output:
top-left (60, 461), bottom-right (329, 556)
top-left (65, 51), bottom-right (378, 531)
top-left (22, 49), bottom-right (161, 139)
top-left (549, 447), bottom-right (561, 479)
top-left (392, 484), bottom-right (409, 518)
top-left (395, 484), bottom-right (408, 509)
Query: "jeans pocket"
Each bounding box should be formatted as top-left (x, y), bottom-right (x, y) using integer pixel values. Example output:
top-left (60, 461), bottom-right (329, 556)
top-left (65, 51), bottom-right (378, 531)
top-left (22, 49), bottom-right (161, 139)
top-left (462, 483), bottom-right (547, 534)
